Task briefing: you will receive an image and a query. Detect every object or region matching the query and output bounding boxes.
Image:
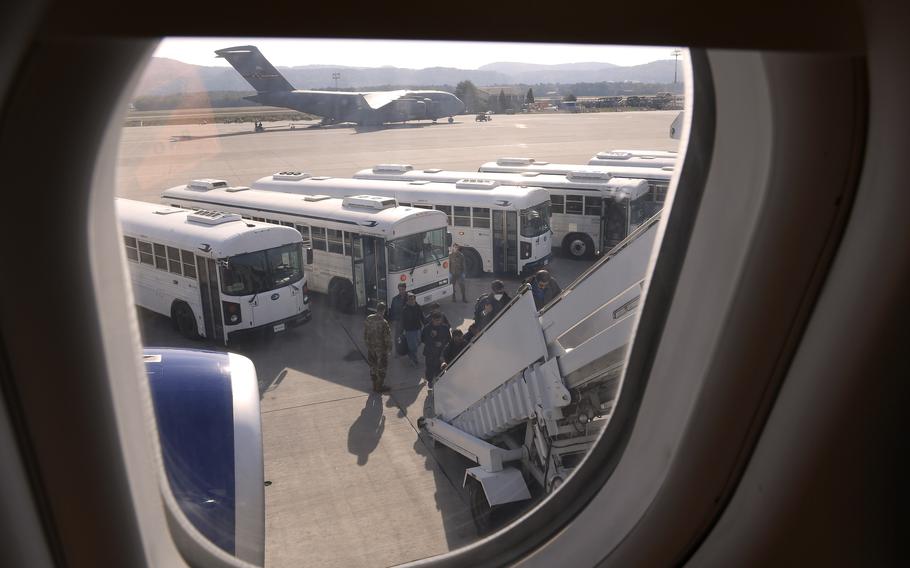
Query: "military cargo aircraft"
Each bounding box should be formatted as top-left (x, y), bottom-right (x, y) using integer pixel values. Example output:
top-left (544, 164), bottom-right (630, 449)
top-left (216, 45), bottom-right (466, 126)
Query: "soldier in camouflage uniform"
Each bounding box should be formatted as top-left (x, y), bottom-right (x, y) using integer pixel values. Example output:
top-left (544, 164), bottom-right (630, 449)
top-left (449, 244), bottom-right (468, 302)
top-left (364, 302), bottom-right (392, 393)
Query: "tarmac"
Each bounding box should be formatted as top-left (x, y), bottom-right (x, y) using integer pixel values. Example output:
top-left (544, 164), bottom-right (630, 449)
top-left (118, 110), bottom-right (680, 567)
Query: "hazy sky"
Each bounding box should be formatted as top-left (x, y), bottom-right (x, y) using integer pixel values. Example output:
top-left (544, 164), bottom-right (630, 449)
top-left (154, 38), bottom-right (678, 69)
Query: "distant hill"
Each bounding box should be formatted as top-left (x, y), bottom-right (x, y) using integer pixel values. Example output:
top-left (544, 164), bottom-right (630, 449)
top-left (135, 57), bottom-right (680, 97)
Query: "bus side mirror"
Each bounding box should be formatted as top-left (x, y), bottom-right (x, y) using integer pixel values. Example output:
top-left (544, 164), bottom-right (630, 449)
top-left (306, 247), bottom-right (313, 265)
top-left (446, 233), bottom-right (453, 247)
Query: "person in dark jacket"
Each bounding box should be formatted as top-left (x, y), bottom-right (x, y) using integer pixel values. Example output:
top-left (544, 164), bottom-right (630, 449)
top-left (401, 293), bottom-right (425, 367)
top-left (387, 282), bottom-right (409, 355)
top-left (463, 322), bottom-right (480, 344)
top-left (442, 329), bottom-right (467, 367)
top-left (490, 280), bottom-right (511, 314)
top-left (531, 269), bottom-right (562, 310)
top-left (475, 298), bottom-right (497, 330)
top-left (420, 311), bottom-right (451, 385)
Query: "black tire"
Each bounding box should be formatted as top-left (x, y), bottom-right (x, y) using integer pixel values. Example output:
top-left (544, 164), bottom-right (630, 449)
top-left (448, 117), bottom-right (454, 124)
top-left (171, 301), bottom-right (198, 339)
top-left (467, 479), bottom-right (495, 536)
top-left (463, 248), bottom-right (483, 277)
top-left (329, 278), bottom-right (355, 313)
top-left (563, 233), bottom-right (595, 260)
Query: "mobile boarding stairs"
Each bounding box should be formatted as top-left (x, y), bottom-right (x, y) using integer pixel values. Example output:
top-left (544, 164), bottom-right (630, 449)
top-left (418, 214), bottom-right (660, 525)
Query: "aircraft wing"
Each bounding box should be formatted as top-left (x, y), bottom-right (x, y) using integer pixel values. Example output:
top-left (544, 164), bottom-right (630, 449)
top-left (362, 90), bottom-right (409, 110)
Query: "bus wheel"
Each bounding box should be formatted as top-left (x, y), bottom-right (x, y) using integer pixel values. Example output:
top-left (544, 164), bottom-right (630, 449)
top-left (329, 278), bottom-right (355, 313)
top-left (563, 233), bottom-right (594, 260)
top-left (467, 478), bottom-right (515, 536)
top-left (448, 117), bottom-right (454, 124)
top-left (463, 248), bottom-right (483, 277)
top-left (171, 301), bottom-right (198, 339)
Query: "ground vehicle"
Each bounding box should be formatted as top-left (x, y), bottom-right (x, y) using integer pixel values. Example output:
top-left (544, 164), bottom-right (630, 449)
top-left (479, 157), bottom-right (674, 215)
top-left (606, 149), bottom-right (679, 159)
top-left (1, 3), bottom-right (906, 568)
top-left (586, 151), bottom-right (676, 168)
top-left (160, 182), bottom-right (452, 311)
top-left (475, 113), bottom-right (491, 122)
top-left (354, 165), bottom-right (650, 258)
top-left (116, 198), bottom-right (311, 343)
top-left (421, 214), bottom-right (659, 533)
top-left (250, 172), bottom-right (553, 276)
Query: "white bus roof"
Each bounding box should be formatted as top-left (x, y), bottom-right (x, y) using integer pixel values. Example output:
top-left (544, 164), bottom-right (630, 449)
top-left (609, 149), bottom-right (679, 159)
top-left (479, 157), bottom-right (676, 182)
top-left (116, 198), bottom-right (301, 258)
top-left (587, 151), bottom-right (677, 168)
top-left (160, 183), bottom-right (447, 238)
top-left (250, 174), bottom-right (550, 209)
top-left (354, 165), bottom-right (650, 200)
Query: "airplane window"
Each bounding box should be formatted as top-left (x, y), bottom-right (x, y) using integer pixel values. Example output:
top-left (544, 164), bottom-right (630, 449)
top-left (117, 37), bottom-right (688, 566)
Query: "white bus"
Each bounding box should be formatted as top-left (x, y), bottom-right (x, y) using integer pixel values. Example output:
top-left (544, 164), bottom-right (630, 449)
top-left (587, 150), bottom-right (678, 168)
top-left (116, 198), bottom-right (311, 345)
top-left (607, 149), bottom-right (680, 159)
top-left (160, 181), bottom-right (453, 312)
top-left (479, 157), bottom-right (674, 214)
top-left (248, 172), bottom-right (553, 277)
top-left (354, 165), bottom-right (650, 259)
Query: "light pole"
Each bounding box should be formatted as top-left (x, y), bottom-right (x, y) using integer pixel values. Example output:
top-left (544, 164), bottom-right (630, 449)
top-left (671, 49), bottom-right (682, 84)
top-left (332, 72), bottom-right (340, 90)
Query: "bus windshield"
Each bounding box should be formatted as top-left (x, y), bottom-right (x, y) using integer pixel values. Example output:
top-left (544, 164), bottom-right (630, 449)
top-left (387, 227), bottom-right (448, 272)
top-left (520, 202), bottom-right (552, 238)
top-left (220, 243), bottom-right (304, 296)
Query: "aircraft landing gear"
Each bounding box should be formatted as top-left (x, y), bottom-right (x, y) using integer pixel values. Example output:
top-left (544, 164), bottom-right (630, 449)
top-left (448, 116), bottom-right (454, 124)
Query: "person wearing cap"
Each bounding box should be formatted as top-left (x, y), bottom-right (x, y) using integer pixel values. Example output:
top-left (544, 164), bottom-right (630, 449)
top-left (420, 310), bottom-right (451, 386)
top-left (475, 298), bottom-right (497, 331)
top-left (531, 269), bottom-right (562, 310)
top-left (448, 244), bottom-right (468, 303)
top-left (363, 302), bottom-right (392, 393)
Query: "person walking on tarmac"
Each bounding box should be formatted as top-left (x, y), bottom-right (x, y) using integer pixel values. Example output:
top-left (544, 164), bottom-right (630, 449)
top-left (401, 293), bottom-right (425, 367)
top-left (449, 244), bottom-right (468, 302)
top-left (421, 311), bottom-right (451, 386)
top-left (387, 282), bottom-right (408, 356)
top-left (364, 302), bottom-right (392, 393)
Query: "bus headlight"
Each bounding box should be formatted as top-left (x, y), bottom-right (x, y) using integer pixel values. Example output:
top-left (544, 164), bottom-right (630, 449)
top-left (222, 301), bottom-right (242, 325)
top-left (520, 241), bottom-right (532, 259)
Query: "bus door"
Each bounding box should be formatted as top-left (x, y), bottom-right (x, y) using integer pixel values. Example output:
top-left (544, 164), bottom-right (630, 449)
top-left (196, 257), bottom-right (224, 343)
top-left (350, 234), bottom-right (388, 311)
top-left (492, 210), bottom-right (518, 274)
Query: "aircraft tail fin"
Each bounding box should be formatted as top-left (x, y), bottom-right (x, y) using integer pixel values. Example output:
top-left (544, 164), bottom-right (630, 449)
top-left (215, 45), bottom-right (295, 93)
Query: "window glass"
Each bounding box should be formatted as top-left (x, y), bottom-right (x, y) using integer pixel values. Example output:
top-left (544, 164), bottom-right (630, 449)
top-left (551, 194), bottom-right (565, 214)
top-left (413, 204), bottom-right (433, 210)
top-left (295, 225), bottom-right (311, 247)
top-left (220, 243), bottom-right (304, 295)
top-left (180, 250), bottom-right (196, 279)
top-left (166, 246), bottom-right (182, 274)
top-left (454, 206), bottom-right (471, 227)
top-left (472, 207), bottom-right (491, 229)
top-left (435, 205), bottom-right (453, 225)
top-left (584, 196), bottom-right (603, 217)
top-left (326, 228), bottom-right (344, 255)
top-left (520, 201), bottom-right (552, 238)
top-left (153, 243), bottom-right (168, 270)
top-left (124, 236), bottom-right (138, 262)
top-left (399, 202), bottom-right (411, 207)
top-left (565, 194), bottom-right (584, 215)
top-left (267, 219), bottom-right (280, 225)
top-left (387, 228), bottom-right (447, 272)
top-left (311, 226), bottom-right (327, 251)
top-left (138, 240), bottom-right (154, 264)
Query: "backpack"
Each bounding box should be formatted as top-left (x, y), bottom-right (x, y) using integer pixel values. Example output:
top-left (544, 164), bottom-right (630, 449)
top-left (473, 293), bottom-right (491, 321)
top-left (395, 332), bottom-right (409, 356)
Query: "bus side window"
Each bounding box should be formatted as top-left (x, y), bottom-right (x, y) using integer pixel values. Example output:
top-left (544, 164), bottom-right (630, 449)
top-left (551, 195), bottom-right (564, 214)
top-left (266, 219), bottom-right (280, 225)
top-left (180, 250), bottom-right (197, 279)
top-left (565, 195), bottom-right (584, 215)
top-left (472, 207), bottom-right (491, 228)
top-left (166, 246), bottom-right (182, 275)
top-left (342, 232), bottom-right (352, 257)
top-left (153, 243), bottom-right (168, 271)
top-left (326, 229), bottom-right (344, 255)
top-left (280, 221), bottom-right (294, 227)
top-left (252, 217), bottom-right (266, 222)
top-left (137, 240), bottom-right (154, 265)
top-left (311, 227), bottom-right (327, 251)
top-left (124, 236), bottom-right (139, 262)
top-left (399, 202), bottom-right (411, 207)
top-left (295, 225), bottom-right (312, 247)
top-left (435, 205), bottom-right (453, 225)
top-left (584, 196), bottom-right (602, 217)
top-left (454, 206), bottom-right (471, 227)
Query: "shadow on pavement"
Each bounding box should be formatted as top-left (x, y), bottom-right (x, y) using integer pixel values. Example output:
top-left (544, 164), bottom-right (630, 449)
top-left (347, 393), bottom-right (386, 466)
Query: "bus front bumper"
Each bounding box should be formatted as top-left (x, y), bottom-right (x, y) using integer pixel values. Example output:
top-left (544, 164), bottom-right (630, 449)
top-left (521, 253), bottom-right (553, 274)
top-left (226, 308), bottom-right (311, 342)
